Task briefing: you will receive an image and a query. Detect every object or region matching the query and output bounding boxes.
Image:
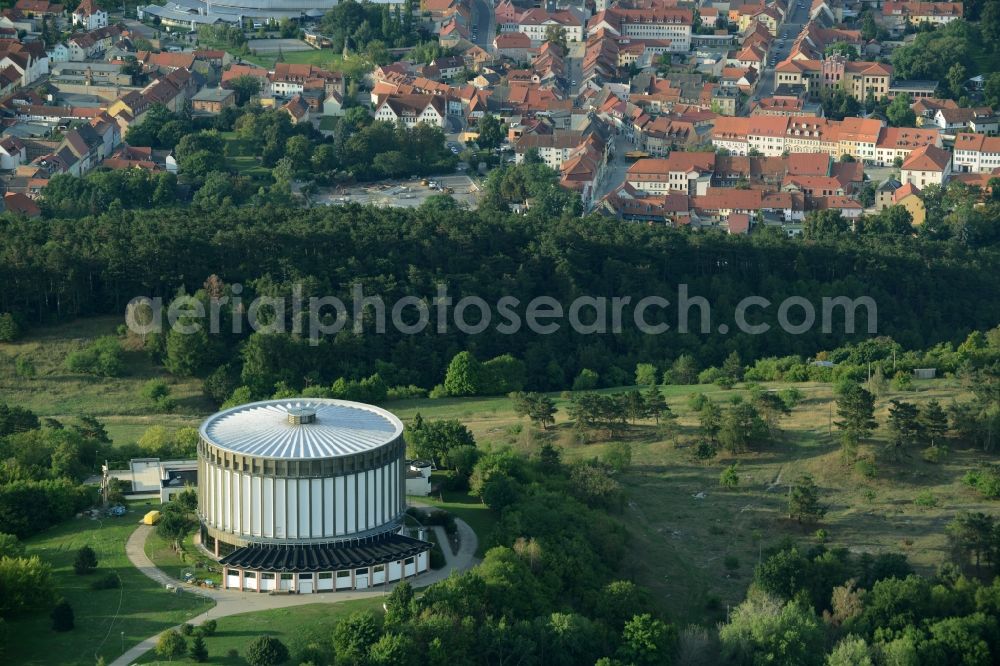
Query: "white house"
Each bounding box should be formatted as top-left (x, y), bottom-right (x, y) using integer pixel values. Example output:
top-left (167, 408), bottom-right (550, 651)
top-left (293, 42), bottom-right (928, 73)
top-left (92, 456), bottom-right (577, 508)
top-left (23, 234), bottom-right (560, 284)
top-left (374, 94), bottom-right (447, 127)
top-left (0, 135), bottom-right (26, 170)
top-left (516, 8), bottom-right (585, 45)
top-left (322, 90), bottom-right (344, 117)
top-left (900, 144), bottom-right (952, 189)
top-left (952, 133), bottom-right (1000, 173)
top-left (72, 0), bottom-right (108, 31)
top-left (46, 43), bottom-right (70, 63)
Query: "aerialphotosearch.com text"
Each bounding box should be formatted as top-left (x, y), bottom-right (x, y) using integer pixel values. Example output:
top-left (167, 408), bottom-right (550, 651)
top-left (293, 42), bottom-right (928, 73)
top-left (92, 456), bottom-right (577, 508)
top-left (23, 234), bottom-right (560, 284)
top-left (124, 283), bottom-right (877, 344)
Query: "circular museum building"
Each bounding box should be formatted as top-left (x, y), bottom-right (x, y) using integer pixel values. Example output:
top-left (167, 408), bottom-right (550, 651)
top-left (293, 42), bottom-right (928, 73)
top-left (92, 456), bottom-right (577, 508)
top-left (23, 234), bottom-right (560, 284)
top-left (197, 399), bottom-right (431, 593)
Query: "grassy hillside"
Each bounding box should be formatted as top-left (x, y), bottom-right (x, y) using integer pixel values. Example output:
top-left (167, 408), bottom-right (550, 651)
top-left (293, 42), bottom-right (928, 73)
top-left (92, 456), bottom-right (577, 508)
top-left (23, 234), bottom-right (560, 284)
top-left (0, 317), bottom-right (211, 445)
top-left (5, 509), bottom-right (214, 666)
top-left (2, 318), bottom-right (993, 624)
top-left (391, 380), bottom-right (992, 622)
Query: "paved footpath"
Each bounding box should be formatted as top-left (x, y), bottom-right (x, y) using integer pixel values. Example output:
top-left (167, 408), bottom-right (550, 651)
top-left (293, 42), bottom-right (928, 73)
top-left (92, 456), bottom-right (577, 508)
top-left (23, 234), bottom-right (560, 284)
top-left (111, 518), bottom-right (478, 666)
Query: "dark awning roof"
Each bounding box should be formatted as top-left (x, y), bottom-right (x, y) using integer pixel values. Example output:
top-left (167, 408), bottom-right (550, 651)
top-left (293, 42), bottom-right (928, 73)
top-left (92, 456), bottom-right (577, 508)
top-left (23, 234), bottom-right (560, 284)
top-left (219, 533), bottom-right (431, 571)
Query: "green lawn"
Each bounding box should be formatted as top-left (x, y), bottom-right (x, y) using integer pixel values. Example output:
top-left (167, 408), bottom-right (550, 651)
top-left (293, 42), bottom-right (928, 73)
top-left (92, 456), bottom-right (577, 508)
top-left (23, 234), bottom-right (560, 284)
top-left (241, 50), bottom-right (373, 79)
top-left (134, 600), bottom-right (384, 665)
top-left (217, 131), bottom-right (273, 181)
top-left (5, 515), bottom-right (214, 666)
top-left (416, 479), bottom-right (496, 558)
top-left (145, 527), bottom-right (223, 588)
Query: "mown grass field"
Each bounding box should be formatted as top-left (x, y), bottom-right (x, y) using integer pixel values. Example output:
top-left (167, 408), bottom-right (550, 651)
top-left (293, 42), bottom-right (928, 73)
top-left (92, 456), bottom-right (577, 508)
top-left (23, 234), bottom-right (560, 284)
top-left (134, 600), bottom-right (384, 665)
top-left (5, 511), bottom-right (214, 666)
top-left (242, 50), bottom-right (373, 79)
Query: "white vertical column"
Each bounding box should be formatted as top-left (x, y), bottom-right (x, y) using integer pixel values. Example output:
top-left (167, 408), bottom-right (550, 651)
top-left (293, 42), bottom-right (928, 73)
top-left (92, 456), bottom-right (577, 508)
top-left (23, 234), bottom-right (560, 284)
top-left (263, 477), bottom-right (274, 538)
top-left (275, 478), bottom-right (286, 538)
top-left (346, 474), bottom-right (356, 533)
top-left (287, 479), bottom-right (298, 539)
top-left (335, 476), bottom-right (345, 535)
top-left (323, 478), bottom-right (334, 537)
top-left (251, 475), bottom-right (262, 537)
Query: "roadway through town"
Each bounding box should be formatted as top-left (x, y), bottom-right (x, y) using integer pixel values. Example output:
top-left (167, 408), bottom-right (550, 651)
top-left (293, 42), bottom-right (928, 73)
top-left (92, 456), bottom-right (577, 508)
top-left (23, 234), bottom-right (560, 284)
top-left (110, 518), bottom-right (478, 666)
top-left (752, 1), bottom-right (812, 102)
top-left (470, 0), bottom-right (496, 51)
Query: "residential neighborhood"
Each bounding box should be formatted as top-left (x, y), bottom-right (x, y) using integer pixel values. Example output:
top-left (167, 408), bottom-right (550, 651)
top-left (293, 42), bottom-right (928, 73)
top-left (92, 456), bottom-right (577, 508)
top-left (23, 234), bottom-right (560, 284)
top-left (0, 0), bottom-right (994, 229)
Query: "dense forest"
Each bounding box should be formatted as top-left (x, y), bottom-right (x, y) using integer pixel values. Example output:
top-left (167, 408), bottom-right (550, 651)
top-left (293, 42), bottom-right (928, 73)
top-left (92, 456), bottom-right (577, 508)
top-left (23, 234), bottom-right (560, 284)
top-left (2, 205), bottom-right (1000, 396)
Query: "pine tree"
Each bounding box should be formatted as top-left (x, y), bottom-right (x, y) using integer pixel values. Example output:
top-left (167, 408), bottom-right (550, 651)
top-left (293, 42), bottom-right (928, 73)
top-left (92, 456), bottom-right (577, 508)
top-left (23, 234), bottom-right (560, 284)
top-left (189, 634), bottom-right (208, 662)
top-left (624, 390), bottom-right (646, 424)
top-left (920, 399), bottom-right (949, 447)
top-left (887, 400), bottom-right (922, 459)
top-left (788, 475), bottom-right (825, 524)
top-left (643, 385), bottom-right (666, 423)
top-left (835, 384), bottom-right (877, 459)
top-left (721, 351), bottom-right (743, 382)
top-left (698, 400), bottom-right (722, 443)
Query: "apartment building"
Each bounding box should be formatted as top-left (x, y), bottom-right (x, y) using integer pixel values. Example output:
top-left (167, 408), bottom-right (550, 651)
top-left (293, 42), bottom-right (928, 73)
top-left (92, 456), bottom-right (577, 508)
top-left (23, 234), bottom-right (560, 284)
top-left (775, 56), bottom-right (892, 100)
top-left (588, 7), bottom-right (693, 52)
top-left (953, 133), bottom-right (1000, 173)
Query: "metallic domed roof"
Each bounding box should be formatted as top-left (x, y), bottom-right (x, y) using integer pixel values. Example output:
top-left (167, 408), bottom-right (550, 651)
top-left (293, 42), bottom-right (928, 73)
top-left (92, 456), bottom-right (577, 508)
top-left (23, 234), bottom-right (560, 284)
top-left (200, 399), bottom-right (403, 460)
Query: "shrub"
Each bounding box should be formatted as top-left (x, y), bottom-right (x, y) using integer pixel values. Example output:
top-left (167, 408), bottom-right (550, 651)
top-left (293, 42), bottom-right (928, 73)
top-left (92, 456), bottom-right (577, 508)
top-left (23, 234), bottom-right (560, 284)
top-left (892, 371), bottom-right (912, 391)
top-left (179, 622), bottom-right (193, 636)
top-left (50, 598), bottom-right (74, 632)
top-left (854, 459), bottom-right (877, 479)
top-left (14, 357), bottom-right (35, 378)
top-left (245, 635), bottom-right (289, 666)
top-left (64, 336), bottom-right (124, 377)
top-left (914, 491), bottom-right (937, 508)
top-left (73, 545), bottom-right (98, 575)
top-left (199, 619), bottom-right (217, 636)
top-left (779, 387), bottom-right (804, 409)
top-left (90, 572), bottom-right (119, 590)
top-left (963, 466), bottom-right (1000, 499)
top-left (720, 463), bottom-right (740, 489)
top-left (429, 545), bottom-right (446, 569)
top-left (694, 442), bottom-right (716, 460)
top-left (143, 379), bottom-right (176, 412)
top-left (156, 630), bottom-right (186, 660)
top-left (687, 392), bottom-right (709, 411)
top-left (922, 445), bottom-right (947, 464)
top-left (386, 385), bottom-right (428, 400)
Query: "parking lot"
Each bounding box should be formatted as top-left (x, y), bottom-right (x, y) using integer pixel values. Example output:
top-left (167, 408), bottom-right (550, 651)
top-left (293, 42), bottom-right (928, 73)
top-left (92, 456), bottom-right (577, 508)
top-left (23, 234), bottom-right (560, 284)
top-left (314, 174), bottom-right (482, 209)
